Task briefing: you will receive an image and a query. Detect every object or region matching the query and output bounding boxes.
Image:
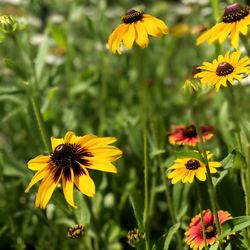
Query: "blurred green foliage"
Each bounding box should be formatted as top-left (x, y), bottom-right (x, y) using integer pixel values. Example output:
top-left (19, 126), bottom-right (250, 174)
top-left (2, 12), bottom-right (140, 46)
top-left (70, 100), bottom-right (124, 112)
top-left (0, 0), bottom-right (250, 249)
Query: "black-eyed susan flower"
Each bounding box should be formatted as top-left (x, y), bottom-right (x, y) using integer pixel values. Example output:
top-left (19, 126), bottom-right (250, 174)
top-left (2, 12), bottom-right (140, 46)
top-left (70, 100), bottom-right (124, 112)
top-left (0, 15), bottom-right (17, 33)
top-left (25, 131), bottom-right (122, 209)
top-left (108, 9), bottom-right (168, 54)
top-left (195, 51), bottom-right (250, 91)
top-left (168, 151), bottom-right (221, 184)
top-left (68, 224), bottom-right (84, 239)
top-left (185, 209), bottom-right (232, 250)
top-left (127, 228), bottom-right (143, 247)
top-left (196, 3), bottom-right (250, 49)
top-left (169, 125), bottom-right (213, 146)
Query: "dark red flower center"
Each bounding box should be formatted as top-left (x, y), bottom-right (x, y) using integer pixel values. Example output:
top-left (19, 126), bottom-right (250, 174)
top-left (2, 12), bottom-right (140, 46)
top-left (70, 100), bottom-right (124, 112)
top-left (122, 10), bottom-right (143, 24)
top-left (51, 143), bottom-right (76, 168)
top-left (183, 125), bottom-right (197, 138)
top-left (185, 159), bottom-right (200, 170)
top-left (222, 3), bottom-right (249, 23)
top-left (205, 224), bottom-right (217, 238)
top-left (216, 62), bottom-right (234, 76)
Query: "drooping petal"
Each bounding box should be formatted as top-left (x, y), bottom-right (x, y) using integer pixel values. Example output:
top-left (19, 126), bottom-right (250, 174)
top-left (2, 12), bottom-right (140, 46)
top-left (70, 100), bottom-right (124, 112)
top-left (122, 23), bottom-right (135, 49)
top-left (135, 21), bottom-right (149, 48)
top-left (62, 168), bottom-right (76, 208)
top-left (25, 165), bottom-right (51, 192)
top-left (74, 173), bottom-right (95, 197)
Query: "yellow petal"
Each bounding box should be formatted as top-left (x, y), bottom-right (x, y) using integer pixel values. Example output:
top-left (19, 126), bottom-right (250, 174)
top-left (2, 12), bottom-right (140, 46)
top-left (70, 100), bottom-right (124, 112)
top-left (27, 155), bottom-right (50, 170)
top-left (62, 168), bottom-right (76, 208)
top-left (83, 158), bottom-right (118, 173)
top-left (35, 171), bottom-right (61, 209)
top-left (122, 23), bottom-right (135, 49)
top-left (25, 166), bottom-right (50, 192)
top-left (51, 137), bottom-right (64, 151)
top-left (74, 173), bottom-right (95, 197)
top-left (135, 21), bottom-right (149, 48)
top-left (89, 147), bottom-right (122, 161)
top-left (230, 24), bottom-right (239, 49)
top-left (143, 15), bottom-right (168, 34)
top-left (82, 137), bottom-right (117, 148)
top-left (64, 131), bottom-right (76, 143)
top-left (196, 168), bottom-right (206, 181)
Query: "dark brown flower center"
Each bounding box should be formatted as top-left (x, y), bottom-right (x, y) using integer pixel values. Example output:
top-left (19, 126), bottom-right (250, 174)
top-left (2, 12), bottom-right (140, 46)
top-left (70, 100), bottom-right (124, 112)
top-left (51, 143), bottom-right (76, 168)
top-left (122, 10), bottom-right (143, 24)
top-left (222, 3), bottom-right (249, 23)
top-left (216, 62), bottom-right (234, 76)
top-left (185, 159), bottom-right (200, 170)
top-left (183, 125), bottom-right (197, 138)
top-left (205, 224), bottom-right (217, 238)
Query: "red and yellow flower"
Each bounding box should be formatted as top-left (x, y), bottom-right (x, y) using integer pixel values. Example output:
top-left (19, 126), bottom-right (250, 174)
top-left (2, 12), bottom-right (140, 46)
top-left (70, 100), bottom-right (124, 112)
top-left (168, 125), bottom-right (213, 146)
top-left (185, 209), bottom-right (232, 249)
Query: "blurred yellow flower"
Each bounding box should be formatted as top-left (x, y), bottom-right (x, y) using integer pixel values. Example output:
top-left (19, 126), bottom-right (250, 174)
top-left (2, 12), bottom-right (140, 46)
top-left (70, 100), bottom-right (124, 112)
top-left (25, 131), bottom-right (122, 209)
top-left (196, 3), bottom-right (250, 49)
top-left (168, 151), bottom-right (221, 184)
top-left (108, 9), bottom-right (168, 54)
top-left (194, 51), bottom-right (250, 91)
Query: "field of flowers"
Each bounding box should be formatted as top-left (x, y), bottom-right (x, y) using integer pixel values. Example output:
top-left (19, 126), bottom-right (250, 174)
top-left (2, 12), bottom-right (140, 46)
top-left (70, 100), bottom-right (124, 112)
top-left (1, 0), bottom-right (250, 249)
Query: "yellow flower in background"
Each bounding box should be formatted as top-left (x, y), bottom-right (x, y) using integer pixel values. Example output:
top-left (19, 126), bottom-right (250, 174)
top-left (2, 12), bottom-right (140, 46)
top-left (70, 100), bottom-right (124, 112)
top-left (194, 51), bottom-right (250, 91)
top-left (168, 151), bottom-right (221, 184)
top-left (196, 3), bottom-right (250, 49)
top-left (108, 9), bottom-right (168, 54)
top-left (25, 131), bottom-right (122, 209)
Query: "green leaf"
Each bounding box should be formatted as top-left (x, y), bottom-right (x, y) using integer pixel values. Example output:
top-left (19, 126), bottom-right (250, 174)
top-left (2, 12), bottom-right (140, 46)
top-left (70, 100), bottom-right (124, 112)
top-left (151, 223), bottom-right (180, 250)
top-left (209, 242), bottom-right (219, 250)
top-left (172, 150), bottom-right (205, 163)
top-left (35, 32), bottom-right (49, 81)
top-left (233, 151), bottom-right (247, 169)
top-left (4, 58), bottom-right (27, 79)
top-left (219, 216), bottom-right (250, 240)
top-left (74, 190), bottom-right (91, 226)
top-left (129, 191), bottom-right (144, 231)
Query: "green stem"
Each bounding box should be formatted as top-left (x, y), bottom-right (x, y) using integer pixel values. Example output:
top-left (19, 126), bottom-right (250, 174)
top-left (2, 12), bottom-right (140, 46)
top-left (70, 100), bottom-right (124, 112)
top-left (143, 116), bottom-right (150, 250)
top-left (197, 184), bottom-right (209, 250)
top-left (148, 106), bottom-right (184, 250)
top-left (192, 112), bottom-right (222, 249)
top-left (210, 0), bottom-right (220, 20)
top-left (27, 84), bottom-right (51, 153)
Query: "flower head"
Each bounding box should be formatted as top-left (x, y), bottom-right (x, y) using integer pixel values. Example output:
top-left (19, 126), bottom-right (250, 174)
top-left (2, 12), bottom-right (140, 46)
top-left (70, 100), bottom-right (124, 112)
top-left (196, 3), bottom-right (250, 49)
top-left (169, 125), bottom-right (213, 146)
top-left (168, 151), bottom-right (221, 184)
top-left (68, 224), bottom-right (84, 239)
top-left (25, 131), bottom-right (122, 208)
top-left (108, 9), bottom-right (168, 54)
top-left (127, 228), bottom-right (143, 247)
top-left (195, 51), bottom-right (250, 91)
top-left (0, 15), bottom-right (17, 33)
top-left (185, 210), bottom-right (232, 250)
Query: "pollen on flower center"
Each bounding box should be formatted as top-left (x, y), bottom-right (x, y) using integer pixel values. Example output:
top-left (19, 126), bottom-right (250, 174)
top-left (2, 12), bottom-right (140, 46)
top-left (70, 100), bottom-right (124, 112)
top-left (183, 125), bottom-right (197, 138)
top-left (122, 10), bottom-right (143, 24)
top-left (185, 159), bottom-right (200, 170)
top-left (222, 3), bottom-right (249, 23)
top-left (51, 143), bottom-right (76, 167)
top-left (216, 62), bottom-right (234, 76)
top-left (205, 224), bottom-right (217, 238)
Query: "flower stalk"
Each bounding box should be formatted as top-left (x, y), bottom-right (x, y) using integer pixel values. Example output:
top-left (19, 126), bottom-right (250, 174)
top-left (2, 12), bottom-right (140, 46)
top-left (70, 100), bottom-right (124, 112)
top-left (192, 109), bottom-right (222, 249)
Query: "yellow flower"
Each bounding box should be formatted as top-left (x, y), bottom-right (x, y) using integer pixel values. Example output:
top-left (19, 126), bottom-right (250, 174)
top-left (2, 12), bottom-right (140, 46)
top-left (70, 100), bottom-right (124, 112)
top-left (196, 3), bottom-right (250, 49)
top-left (168, 152), bottom-right (221, 184)
top-left (194, 51), bottom-right (250, 91)
top-left (25, 131), bottom-right (122, 209)
top-left (108, 9), bottom-right (168, 54)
